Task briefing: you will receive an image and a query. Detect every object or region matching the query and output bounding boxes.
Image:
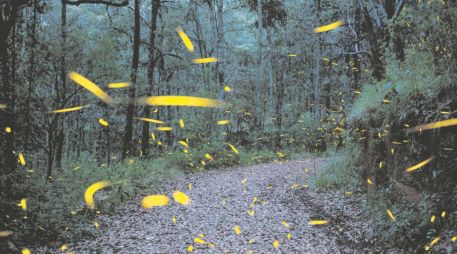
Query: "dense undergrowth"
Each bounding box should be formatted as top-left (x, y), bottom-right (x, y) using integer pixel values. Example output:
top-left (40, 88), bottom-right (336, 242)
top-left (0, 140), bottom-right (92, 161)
top-left (312, 49), bottom-right (457, 252)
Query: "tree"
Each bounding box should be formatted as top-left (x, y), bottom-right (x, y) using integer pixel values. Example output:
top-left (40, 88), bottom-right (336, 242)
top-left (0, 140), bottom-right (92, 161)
top-left (0, 0), bottom-right (31, 180)
top-left (122, 0), bottom-right (140, 159)
top-left (141, 0), bottom-right (161, 157)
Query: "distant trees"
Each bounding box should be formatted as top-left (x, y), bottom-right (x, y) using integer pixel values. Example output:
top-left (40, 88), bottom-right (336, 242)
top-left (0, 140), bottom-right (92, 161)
top-left (0, 0), bottom-right (413, 179)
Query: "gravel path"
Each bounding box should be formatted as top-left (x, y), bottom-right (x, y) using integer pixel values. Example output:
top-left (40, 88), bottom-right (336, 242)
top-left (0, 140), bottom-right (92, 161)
top-left (45, 159), bottom-right (400, 253)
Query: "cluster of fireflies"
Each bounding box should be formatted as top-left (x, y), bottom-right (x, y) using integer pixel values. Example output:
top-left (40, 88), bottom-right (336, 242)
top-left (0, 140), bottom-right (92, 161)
top-left (5, 13), bottom-right (457, 253)
top-left (141, 191), bottom-right (191, 209)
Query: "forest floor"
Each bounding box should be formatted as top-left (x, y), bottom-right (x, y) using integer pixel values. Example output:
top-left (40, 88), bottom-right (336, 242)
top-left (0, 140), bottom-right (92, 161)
top-left (40, 159), bottom-right (402, 253)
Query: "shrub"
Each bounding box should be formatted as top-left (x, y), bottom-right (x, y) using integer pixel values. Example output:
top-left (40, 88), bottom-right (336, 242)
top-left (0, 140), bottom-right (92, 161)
top-left (310, 144), bottom-right (359, 192)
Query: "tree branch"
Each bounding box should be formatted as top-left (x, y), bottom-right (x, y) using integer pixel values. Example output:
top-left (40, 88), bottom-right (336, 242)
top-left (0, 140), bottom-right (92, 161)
top-left (393, 0), bottom-right (405, 19)
top-left (65, 0), bottom-right (128, 7)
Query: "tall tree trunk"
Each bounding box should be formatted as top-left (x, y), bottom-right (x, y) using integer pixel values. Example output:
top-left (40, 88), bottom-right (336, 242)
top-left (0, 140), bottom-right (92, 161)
top-left (141, 0), bottom-right (161, 157)
top-left (122, 0), bottom-right (140, 159)
top-left (313, 0), bottom-right (322, 119)
top-left (215, 0), bottom-right (224, 99)
top-left (25, 0), bottom-right (38, 151)
top-left (385, 0), bottom-right (405, 62)
top-left (360, 0), bottom-right (385, 81)
top-left (353, 0), bottom-right (362, 90)
top-left (267, 28), bottom-right (274, 129)
top-left (55, 0), bottom-right (67, 170)
top-left (255, 0), bottom-right (264, 131)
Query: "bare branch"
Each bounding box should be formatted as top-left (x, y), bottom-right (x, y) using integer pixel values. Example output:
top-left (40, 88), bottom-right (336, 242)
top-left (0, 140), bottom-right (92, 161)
top-left (394, 0), bottom-right (405, 18)
top-left (65, 0), bottom-right (128, 7)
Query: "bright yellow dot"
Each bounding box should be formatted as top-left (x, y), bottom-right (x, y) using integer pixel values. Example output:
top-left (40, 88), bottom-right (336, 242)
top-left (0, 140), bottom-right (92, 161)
top-left (194, 237), bottom-right (206, 244)
top-left (172, 191), bottom-right (191, 206)
top-left (141, 195), bottom-right (170, 208)
top-left (308, 220), bottom-right (328, 225)
top-left (430, 215), bottom-right (436, 223)
top-left (224, 86), bottom-right (231, 92)
top-left (18, 153), bottom-right (26, 166)
top-left (98, 118), bottom-right (109, 126)
top-left (18, 198), bottom-right (27, 211)
top-left (192, 57), bottom-right (218, 64)
top-left (451, 236), bottom-right (457, 242)
top-left (217, 120), bottom-right (230, 125)
top-left (273, 239), bottom-right (280, 248)
top-left (441, 211), bottom-right (446, 218)
top-left (281, 221), bottom-right (291, 228)
top-left (430, 237), bottom-right (440, 246)
top-left (22, 248), bottom-right (30, 254)
top-left (387, 209), bottom-right (396, 222)
top-left (5, 127), bottom-right (11, 133)
top-left (234, 226), bottom-right (241, 235)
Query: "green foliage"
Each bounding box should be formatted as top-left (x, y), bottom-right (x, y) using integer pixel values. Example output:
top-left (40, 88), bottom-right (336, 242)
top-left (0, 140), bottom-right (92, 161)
top-left (9, 154), bottom-right (182, 245)
top-left (310, 144), bottom-right (359, 192)
top-left (349, 83), bottom-right (390, 121)
top-left (350, 50), bottom-right (442, 122)
top-left (361, 186), bottom-right (432, 249)
top-left (348, 44), bottom-right (457, 250)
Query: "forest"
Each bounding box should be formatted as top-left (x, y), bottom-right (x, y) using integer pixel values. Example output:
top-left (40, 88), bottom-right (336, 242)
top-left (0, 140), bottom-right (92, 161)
top-left (1, 0), bottom-right (457, 253)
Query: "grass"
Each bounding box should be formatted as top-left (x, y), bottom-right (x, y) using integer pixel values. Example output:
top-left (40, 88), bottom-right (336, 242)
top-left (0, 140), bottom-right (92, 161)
top-left (310, 146), bottom-right (360, 192)
top-left (360, 186), bottom-right (433, 249)
top-left (11, 154), bottom-right (183, 246)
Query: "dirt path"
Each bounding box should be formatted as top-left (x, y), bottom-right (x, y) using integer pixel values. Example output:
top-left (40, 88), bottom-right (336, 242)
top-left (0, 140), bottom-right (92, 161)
top-left (43, 159), bottom-right (400, 253)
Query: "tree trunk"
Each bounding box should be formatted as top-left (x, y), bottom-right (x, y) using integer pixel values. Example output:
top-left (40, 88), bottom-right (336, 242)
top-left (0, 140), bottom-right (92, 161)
top-left (55, 0), bottom-right (67, 170)
top-left (25, 0), bottom-right (38, 151)
top-left (313, 0), bottom-right (322, 119)
top-left (255, 0), bottom-right (264, 131)
top-left (141, 0), bottom-right (161, 157)
top-left (267, 28), bottom-right (274, 129)
top-left (122, 0), bottom-right (140, 159)
top-left (215, 0), bottom-right (225, 99)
